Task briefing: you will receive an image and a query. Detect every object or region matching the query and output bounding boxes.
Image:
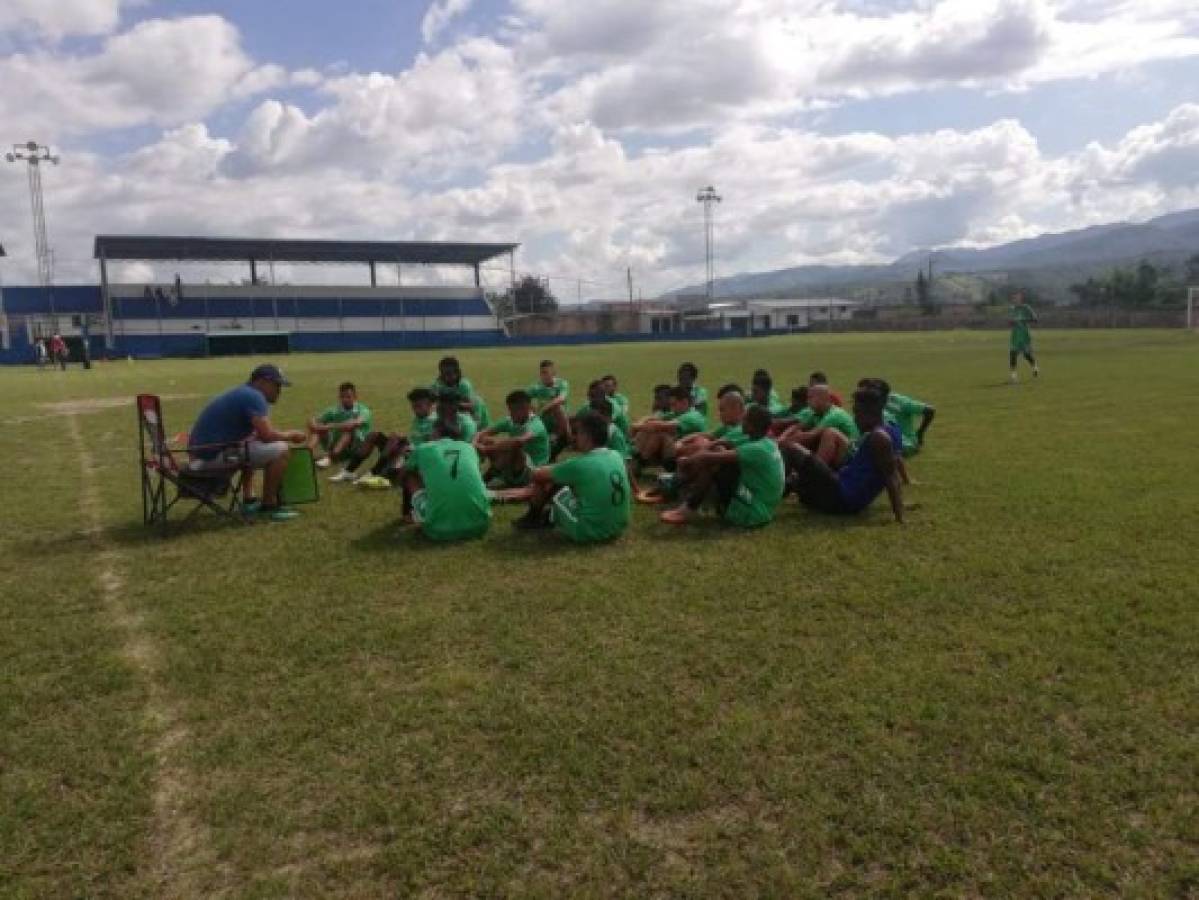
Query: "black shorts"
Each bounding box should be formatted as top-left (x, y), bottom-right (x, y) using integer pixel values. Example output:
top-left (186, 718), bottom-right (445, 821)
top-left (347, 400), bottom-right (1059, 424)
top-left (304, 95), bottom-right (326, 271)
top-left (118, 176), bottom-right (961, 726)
top-left (793, 453), bottom-right (852, 515)
top-left (713, 461), bottom-right (739, 514)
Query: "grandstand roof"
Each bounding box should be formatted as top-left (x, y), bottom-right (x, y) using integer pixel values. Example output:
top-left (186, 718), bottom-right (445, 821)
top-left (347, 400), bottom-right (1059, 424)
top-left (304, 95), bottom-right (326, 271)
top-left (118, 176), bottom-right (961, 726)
top-left (93, 235), bottom-right (518, 267)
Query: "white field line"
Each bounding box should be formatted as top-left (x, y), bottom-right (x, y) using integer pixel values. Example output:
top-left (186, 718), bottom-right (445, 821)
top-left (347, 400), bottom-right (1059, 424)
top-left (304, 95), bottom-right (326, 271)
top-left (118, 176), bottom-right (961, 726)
top-left (67, 411), bottom-right (222, 896)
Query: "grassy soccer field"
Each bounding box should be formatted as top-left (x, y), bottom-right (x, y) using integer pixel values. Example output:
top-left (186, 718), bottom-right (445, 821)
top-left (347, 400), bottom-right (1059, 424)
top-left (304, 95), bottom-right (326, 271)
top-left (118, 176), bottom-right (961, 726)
top-left (2, 330), bottom-right (1197, 897)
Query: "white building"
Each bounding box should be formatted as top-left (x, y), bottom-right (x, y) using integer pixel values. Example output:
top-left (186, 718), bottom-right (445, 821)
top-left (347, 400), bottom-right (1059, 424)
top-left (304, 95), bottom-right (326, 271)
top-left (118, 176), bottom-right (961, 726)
top-left (680, 298), bottom-right (859, 334)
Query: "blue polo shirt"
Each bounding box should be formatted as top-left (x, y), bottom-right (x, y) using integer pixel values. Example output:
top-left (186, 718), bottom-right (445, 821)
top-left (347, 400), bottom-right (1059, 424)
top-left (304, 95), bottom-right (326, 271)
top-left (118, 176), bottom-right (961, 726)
top-left (189, 385), bottom-right (268, 459)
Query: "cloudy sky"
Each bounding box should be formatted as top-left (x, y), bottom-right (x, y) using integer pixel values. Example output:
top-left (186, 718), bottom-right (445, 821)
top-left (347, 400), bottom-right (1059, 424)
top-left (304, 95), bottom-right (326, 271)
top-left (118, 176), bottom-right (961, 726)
top-left (1, 0), bottom-right (1198, 297)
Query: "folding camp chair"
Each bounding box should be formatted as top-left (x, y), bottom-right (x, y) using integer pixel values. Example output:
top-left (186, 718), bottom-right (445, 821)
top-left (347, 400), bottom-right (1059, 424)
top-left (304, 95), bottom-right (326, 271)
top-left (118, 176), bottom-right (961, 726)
top-left (136, 394), bottom-right (248, 530)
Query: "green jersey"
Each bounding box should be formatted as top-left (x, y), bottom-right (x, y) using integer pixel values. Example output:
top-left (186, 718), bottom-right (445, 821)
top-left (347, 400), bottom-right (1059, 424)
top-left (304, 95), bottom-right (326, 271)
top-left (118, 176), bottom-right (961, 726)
top-left (672, 408), bottom-right (707, 437)
top-left (812, 406), bottom-right (860, 441)
top-left (550, 448), bottom-right (631, 543)
top-left (1010, 304), bottom-right (1036, 351)
top-left (793, 407), bottom-right (819, 429)
top-left (528, 377), bottom-right (570, 412)
top-left (316, 402), bottom-right (373, 442)
top-left (404, 439), bottom-right (491, 541)
top-left (433, 376), bottom-right (490, 427)
top-left (749, 395), bottom-right (787, 417)
top-left (709, 423), bottom-right (750, 447)
top-left (435, 412), bottom-right (476, 443)
top-left (724, 437), bottom-right (785, 528)
top-left (409, 412), bottom-right (437, 446)
top-left (607, 422), bottom-right (632, 460)
top-left (884, 392), bottom-right (927, 455)
top-left (492, 415), bottom-right (550, 466)
top-left (689, 385), bottom-right (710, 417)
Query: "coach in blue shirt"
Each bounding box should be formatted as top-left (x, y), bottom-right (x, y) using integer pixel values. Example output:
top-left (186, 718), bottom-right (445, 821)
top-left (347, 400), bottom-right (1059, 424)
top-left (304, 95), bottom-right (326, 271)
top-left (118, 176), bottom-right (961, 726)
top-left (189, 364), bottom-right (306, 521)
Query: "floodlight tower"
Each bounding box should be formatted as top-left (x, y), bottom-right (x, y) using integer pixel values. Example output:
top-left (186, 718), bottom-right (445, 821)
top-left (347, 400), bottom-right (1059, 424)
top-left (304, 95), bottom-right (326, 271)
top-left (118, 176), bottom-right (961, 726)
top-left (6, 141), bottom-right (60, 319)
top-left (696, 185), bottom-right (721, 301)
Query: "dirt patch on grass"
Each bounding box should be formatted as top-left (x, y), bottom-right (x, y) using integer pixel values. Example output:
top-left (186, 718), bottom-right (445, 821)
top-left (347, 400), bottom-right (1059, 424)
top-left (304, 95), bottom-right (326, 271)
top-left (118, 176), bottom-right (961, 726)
top-left (67, 411), bottom-right (225, 896)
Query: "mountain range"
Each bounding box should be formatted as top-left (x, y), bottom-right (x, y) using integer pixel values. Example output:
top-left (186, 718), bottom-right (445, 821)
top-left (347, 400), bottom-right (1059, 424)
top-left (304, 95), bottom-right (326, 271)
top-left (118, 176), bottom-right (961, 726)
top-left (665, 208), bottom-right (1199, 303)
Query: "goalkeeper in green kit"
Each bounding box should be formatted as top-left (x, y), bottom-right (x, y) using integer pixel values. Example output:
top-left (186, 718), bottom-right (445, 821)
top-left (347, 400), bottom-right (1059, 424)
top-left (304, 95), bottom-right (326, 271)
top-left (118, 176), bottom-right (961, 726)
top-left (1009, 291), bottom-right (1040, 383)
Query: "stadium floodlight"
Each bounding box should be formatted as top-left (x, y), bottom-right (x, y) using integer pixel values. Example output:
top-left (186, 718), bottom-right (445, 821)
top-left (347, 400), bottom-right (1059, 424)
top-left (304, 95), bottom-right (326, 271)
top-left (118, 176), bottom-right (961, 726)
top-left (7, 141), bottom-right (59, 313)
top-left (696, 185), bottom-right (722, 301)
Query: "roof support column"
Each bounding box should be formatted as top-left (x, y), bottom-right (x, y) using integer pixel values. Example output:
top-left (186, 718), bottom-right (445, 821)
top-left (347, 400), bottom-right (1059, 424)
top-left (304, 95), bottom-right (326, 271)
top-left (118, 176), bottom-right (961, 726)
top-left (250, 258), bottom-right (258, 286)
top-left (369, 260), bottom-right (377, 287)
top-left (99, 254), bottom-right (114, 350)
top-left (473, 263), bottom-right (481, 288)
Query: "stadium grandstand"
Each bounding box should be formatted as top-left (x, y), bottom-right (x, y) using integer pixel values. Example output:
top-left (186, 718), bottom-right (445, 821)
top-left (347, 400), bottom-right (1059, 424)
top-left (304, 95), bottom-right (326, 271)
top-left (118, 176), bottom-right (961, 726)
top-left (0, 235), bottom-right (518, 363)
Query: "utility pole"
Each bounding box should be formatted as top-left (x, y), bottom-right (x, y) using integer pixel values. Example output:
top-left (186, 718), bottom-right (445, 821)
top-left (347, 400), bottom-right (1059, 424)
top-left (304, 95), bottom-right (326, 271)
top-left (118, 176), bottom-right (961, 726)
top-left (627, 267), bottom-right (634, 308)
top-left (696, 185), bottom-right (722, 301)
top-left (6, 141), bottom-right (60, 322)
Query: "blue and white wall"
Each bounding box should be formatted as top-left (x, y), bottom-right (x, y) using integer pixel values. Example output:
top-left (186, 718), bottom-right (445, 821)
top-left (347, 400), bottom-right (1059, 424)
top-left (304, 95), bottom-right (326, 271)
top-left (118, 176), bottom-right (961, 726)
top-left (0, 283), bottom-right (503, 362)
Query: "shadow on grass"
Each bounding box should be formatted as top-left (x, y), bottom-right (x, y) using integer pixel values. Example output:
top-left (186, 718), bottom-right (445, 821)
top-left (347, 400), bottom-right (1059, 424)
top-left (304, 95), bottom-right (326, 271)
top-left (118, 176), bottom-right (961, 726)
top-left (350, 517), bottom-right (634, 559)
top-left (101, 515), bottom-right (251, 548)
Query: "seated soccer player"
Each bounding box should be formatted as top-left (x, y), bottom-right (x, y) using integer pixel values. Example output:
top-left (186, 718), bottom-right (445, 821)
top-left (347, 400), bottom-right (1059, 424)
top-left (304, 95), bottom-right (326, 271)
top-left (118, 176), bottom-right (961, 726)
top-left (779, 387), bottom-right (904, 523)
top-left (659, 405), bottom-right (785, 528)
top-left (601, 374), bottom-right (631, 438)
top-left (188, 364), bottom-right (306, 522)
top-left (432, 356), bottom-right (491, 427)
top-left (748, 371), bottom-right (787, 417)
top-left (513, 410), bottom-right (631, 543)
top-left (630, 385), bottom-right (707, 473)
top-left (856, 377), bottom-right (915, 485)
top-left (808, 371), bottom-right (844, 407)
top-left (575, 379), bottom-right (607, 417)
top-left (883, 383), bottom-right (936, 457)
top-left (400, 420), bottom-right (491, 541)
top-left (676, 384), bottom-right (750, 460)
top-left (677, 362), bottom-right (709, 420)
top-left (529, 359), bottom-right (571, 460)
top-left (435, 389), bottom-right (478, 443)
top-left (341, 387), bottom-right (437, 485)
top-left (306, 381), bottom-right (374, 478)
top-left (648, 386), bottom-right (751, 505)
top-left (769, 385), bottom-right (809, 435)
top-left (474, 389), bottom-right (550, 487)
top-left (589, 398), bottom-right (637, 485)
top-left (776, 383), bottom-right (860, 468)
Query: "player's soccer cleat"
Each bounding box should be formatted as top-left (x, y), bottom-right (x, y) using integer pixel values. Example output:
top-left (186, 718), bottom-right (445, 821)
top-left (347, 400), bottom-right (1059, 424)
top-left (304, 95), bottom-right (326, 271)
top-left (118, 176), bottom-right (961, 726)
top-left (355, 475), bottom-right (390, 490)
top-left (1009, 371), bottom-right (1018, 384)
top-left (262, 505), bottom-right (299, 522)
top-left (328, 468), bottom-right (356, 482)
top-left (1033, 366), bottom-right (1040, 378)
top-left (314, 456), bottom-right (331, 469)
top-left (240, 498), bottom-right (261, 515)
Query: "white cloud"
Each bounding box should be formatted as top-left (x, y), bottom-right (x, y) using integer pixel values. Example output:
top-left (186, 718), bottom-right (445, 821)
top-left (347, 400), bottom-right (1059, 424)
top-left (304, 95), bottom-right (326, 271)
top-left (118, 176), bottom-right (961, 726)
top-left (0, 16), bottom-right (300, 139)
top-left (225, 39), bottom-right (523, 177)
top-left (0, 0), bottom-right (131, 39)
top-left (421, 0), bottom-right (474, 44)
top-left (514, 0), bottom-right (1199, 131)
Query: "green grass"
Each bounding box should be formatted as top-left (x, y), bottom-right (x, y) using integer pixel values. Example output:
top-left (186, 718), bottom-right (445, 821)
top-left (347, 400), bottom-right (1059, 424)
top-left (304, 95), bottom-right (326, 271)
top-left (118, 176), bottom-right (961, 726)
top-left (2, 330), bottom-right (1197, 897)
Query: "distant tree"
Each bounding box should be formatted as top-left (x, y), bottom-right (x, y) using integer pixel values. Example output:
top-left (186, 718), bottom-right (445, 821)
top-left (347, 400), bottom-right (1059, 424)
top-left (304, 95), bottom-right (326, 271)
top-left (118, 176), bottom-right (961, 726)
top-left (1186, 252), bottom-right (1199, 286)
top-left (1133, 260), bottom-right (1159, 306)
top-left (497, 275), bottom-right (559, 317)
top-left (916, 269), bottom-right (935, 313)
top-left (1069, 277), bottom-right (1104, 306)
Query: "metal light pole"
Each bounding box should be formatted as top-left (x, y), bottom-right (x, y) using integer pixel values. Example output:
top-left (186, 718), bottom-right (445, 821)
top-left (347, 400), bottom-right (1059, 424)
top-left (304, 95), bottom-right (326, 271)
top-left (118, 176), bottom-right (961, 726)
top-left (696, 185), bottom-right (721, 301)
top-left (6, 141), bottom-right (60, 322)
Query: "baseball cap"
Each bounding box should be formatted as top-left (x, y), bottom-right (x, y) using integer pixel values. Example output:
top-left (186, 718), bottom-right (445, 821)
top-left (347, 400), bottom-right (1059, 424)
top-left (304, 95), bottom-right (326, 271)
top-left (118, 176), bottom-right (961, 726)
top-left (249, 363), bottom-right (291, 386)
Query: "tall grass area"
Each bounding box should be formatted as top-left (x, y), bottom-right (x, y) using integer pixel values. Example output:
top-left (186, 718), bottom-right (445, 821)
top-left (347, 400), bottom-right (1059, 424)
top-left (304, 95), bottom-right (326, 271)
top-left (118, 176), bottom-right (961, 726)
top-left (2, 330), bottom-right (1196, 897)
